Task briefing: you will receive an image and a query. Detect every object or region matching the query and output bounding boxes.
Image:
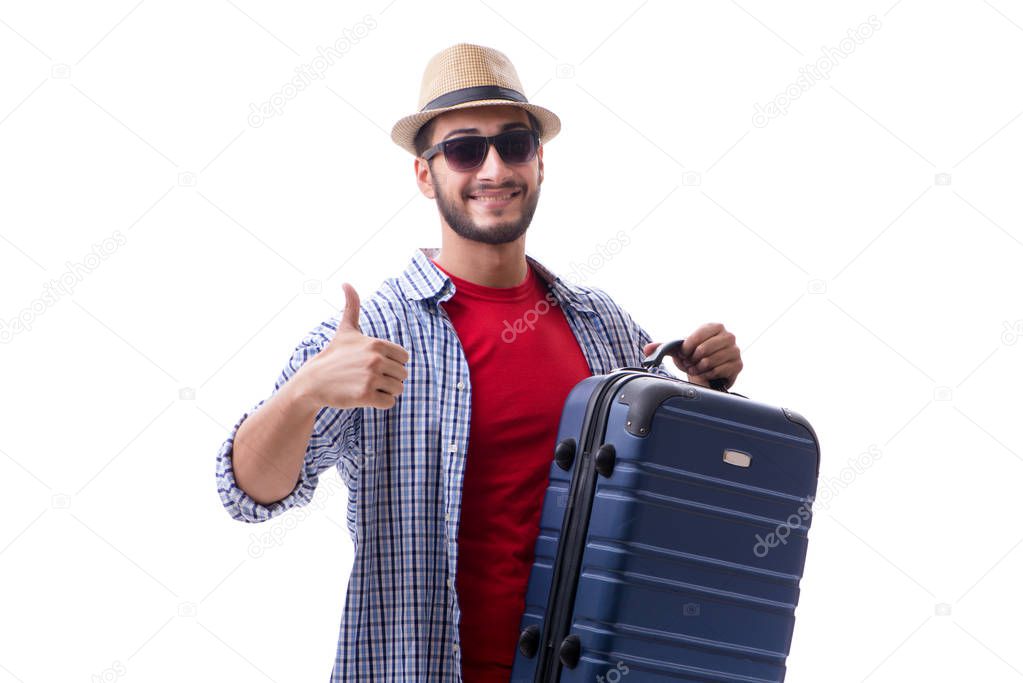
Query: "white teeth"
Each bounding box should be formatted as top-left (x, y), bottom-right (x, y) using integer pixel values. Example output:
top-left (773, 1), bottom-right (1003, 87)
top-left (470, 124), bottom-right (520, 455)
top-left (471, 191), bottom-right (518, 201)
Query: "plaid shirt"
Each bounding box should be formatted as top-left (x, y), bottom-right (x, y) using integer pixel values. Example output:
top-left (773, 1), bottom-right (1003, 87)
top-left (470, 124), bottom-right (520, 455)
top-left (215, 246), bottom-right (674, 681)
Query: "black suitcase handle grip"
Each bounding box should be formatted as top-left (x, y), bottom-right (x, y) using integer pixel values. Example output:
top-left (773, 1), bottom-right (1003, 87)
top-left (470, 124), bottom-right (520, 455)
top-left (642, 338), bottom-right (729, 391)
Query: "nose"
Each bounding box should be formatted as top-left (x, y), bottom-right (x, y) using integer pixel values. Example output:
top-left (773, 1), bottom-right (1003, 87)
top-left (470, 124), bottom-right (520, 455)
top-left (475, 140), bottom-right (514, 181)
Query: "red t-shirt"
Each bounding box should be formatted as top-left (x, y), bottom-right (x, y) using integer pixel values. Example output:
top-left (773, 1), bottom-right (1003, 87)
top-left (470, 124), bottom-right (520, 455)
top-left (433, 258), bottom-right (592, 682)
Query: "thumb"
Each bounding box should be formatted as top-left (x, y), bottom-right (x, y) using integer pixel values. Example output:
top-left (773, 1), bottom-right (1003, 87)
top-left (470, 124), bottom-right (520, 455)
top-left (337, 283), bottom-right (362, 334)
top-left (642, 341), bottom-right (660, 357)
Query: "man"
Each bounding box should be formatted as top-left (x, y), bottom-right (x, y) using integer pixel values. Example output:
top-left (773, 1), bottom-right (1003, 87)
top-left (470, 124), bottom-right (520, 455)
top-left (216, 43), bottom-right (742, 682)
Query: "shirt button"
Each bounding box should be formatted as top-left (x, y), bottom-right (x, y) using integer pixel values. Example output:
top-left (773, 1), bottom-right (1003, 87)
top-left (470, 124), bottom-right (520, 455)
top-left (456, 380), bottom-right (465, 390)
top-left (445, 512), bottom-right (450, 521)
top-left (448, 443), bottom-right (457, 453)
top-left (453, 643), bottom-right (459, 653)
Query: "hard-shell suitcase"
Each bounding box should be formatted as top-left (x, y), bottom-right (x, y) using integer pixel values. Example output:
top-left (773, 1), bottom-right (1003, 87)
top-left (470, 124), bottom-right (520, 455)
top-left (511, 340), bottom-right (821, 682)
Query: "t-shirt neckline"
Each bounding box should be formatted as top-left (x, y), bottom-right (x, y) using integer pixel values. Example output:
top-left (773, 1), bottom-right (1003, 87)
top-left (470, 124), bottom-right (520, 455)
top-left (431, 258), bottom-right (536, 302)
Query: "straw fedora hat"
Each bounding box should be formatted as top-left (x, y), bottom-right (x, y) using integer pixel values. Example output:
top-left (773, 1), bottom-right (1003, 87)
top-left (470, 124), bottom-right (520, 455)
top-left (391, 43), bottom-right (561, 156)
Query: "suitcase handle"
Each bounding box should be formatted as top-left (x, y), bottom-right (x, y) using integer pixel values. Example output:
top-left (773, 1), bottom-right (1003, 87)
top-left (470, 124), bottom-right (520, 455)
top-left (641, 338), bottom-right (729, 391)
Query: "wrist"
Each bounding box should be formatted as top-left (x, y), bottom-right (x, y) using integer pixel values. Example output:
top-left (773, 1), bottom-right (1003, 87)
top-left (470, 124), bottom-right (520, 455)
top-left (282, 365), bottom-right (321, 416)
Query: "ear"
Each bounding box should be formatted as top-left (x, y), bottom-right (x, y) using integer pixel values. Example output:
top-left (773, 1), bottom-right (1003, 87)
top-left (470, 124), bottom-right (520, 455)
top-left (415, 157), bottom-right (436, 199)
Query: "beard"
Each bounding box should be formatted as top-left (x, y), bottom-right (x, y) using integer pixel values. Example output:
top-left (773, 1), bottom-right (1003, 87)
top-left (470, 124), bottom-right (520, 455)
top-left (431, 173), bottom-right (541, 245)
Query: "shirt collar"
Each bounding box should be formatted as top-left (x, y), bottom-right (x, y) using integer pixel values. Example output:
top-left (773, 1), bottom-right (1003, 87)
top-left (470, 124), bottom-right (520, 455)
top-left (398, 246), bottom-right (595, 313)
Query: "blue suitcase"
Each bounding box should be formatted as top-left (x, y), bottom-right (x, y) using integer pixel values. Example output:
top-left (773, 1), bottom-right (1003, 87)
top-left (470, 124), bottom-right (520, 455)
top-left (511, 340), bottom-right (820, 682)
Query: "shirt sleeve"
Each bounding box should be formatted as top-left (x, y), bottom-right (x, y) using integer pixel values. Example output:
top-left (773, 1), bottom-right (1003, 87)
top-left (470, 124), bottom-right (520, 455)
top-left (627, 313), bottom-right (679, 381)
top-left (215, 316), bottom-right (363, 524)
top-left (584, 284), bottom-right (678, 381)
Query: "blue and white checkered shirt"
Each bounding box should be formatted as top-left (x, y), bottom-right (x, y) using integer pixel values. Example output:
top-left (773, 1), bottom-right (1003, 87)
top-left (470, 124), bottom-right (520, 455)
top-left (215, 246), bottom-right (674, 681)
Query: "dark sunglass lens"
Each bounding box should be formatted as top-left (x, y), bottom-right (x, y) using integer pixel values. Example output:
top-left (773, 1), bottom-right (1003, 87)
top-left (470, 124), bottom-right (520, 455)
top-left (496, 130), bottom-right (537, 163)
top-left (444, 137), bottom-right (487, 170)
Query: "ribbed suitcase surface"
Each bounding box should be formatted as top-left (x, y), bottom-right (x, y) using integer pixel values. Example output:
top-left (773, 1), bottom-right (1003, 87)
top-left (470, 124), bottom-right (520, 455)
top-left (511, 357), bottom-right (820, 683)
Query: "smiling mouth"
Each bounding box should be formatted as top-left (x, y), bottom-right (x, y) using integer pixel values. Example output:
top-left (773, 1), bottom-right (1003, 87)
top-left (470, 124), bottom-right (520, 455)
top-left (468, 189), bottom-right (522, 204)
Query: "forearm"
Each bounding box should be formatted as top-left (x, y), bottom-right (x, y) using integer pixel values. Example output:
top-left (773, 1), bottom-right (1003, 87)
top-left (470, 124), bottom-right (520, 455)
top-left (232, 369), bottom-right (320, 505)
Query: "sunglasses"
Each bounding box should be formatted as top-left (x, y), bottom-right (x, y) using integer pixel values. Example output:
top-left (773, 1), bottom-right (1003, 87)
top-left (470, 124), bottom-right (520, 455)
top-left (421, 129), bottom-right (539, 172)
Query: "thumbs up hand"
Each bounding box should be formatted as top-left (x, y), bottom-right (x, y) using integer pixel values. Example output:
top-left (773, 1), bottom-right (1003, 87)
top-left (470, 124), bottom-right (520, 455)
top-left (331, 282), bottom-right (366, 340)
top-left (294, 283), bottom-right (410, 410)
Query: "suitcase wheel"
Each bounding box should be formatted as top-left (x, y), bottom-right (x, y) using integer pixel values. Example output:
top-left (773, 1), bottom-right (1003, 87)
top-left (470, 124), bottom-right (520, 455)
top-left (518, 624), bottom-right (541, 658)
top-left (559, 634), bottom-right (582, 669)
top-left (595, 443), bottom-right (616, 478)
top-left (554, 438), bottom-right (576, 471)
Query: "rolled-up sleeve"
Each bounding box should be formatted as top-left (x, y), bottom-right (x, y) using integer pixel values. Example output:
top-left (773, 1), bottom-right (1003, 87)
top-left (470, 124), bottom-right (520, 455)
top-left (215, 317), bottom-right (363, 524)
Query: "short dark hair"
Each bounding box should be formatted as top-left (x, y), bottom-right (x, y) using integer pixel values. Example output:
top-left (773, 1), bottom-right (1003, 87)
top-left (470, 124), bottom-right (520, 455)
top-left (414, 110), bottom-right (542, 158)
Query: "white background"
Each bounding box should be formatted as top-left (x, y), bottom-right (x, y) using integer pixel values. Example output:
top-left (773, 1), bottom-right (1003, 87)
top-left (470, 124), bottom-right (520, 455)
top-left (1, 1), bottom-right (1021, 681)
